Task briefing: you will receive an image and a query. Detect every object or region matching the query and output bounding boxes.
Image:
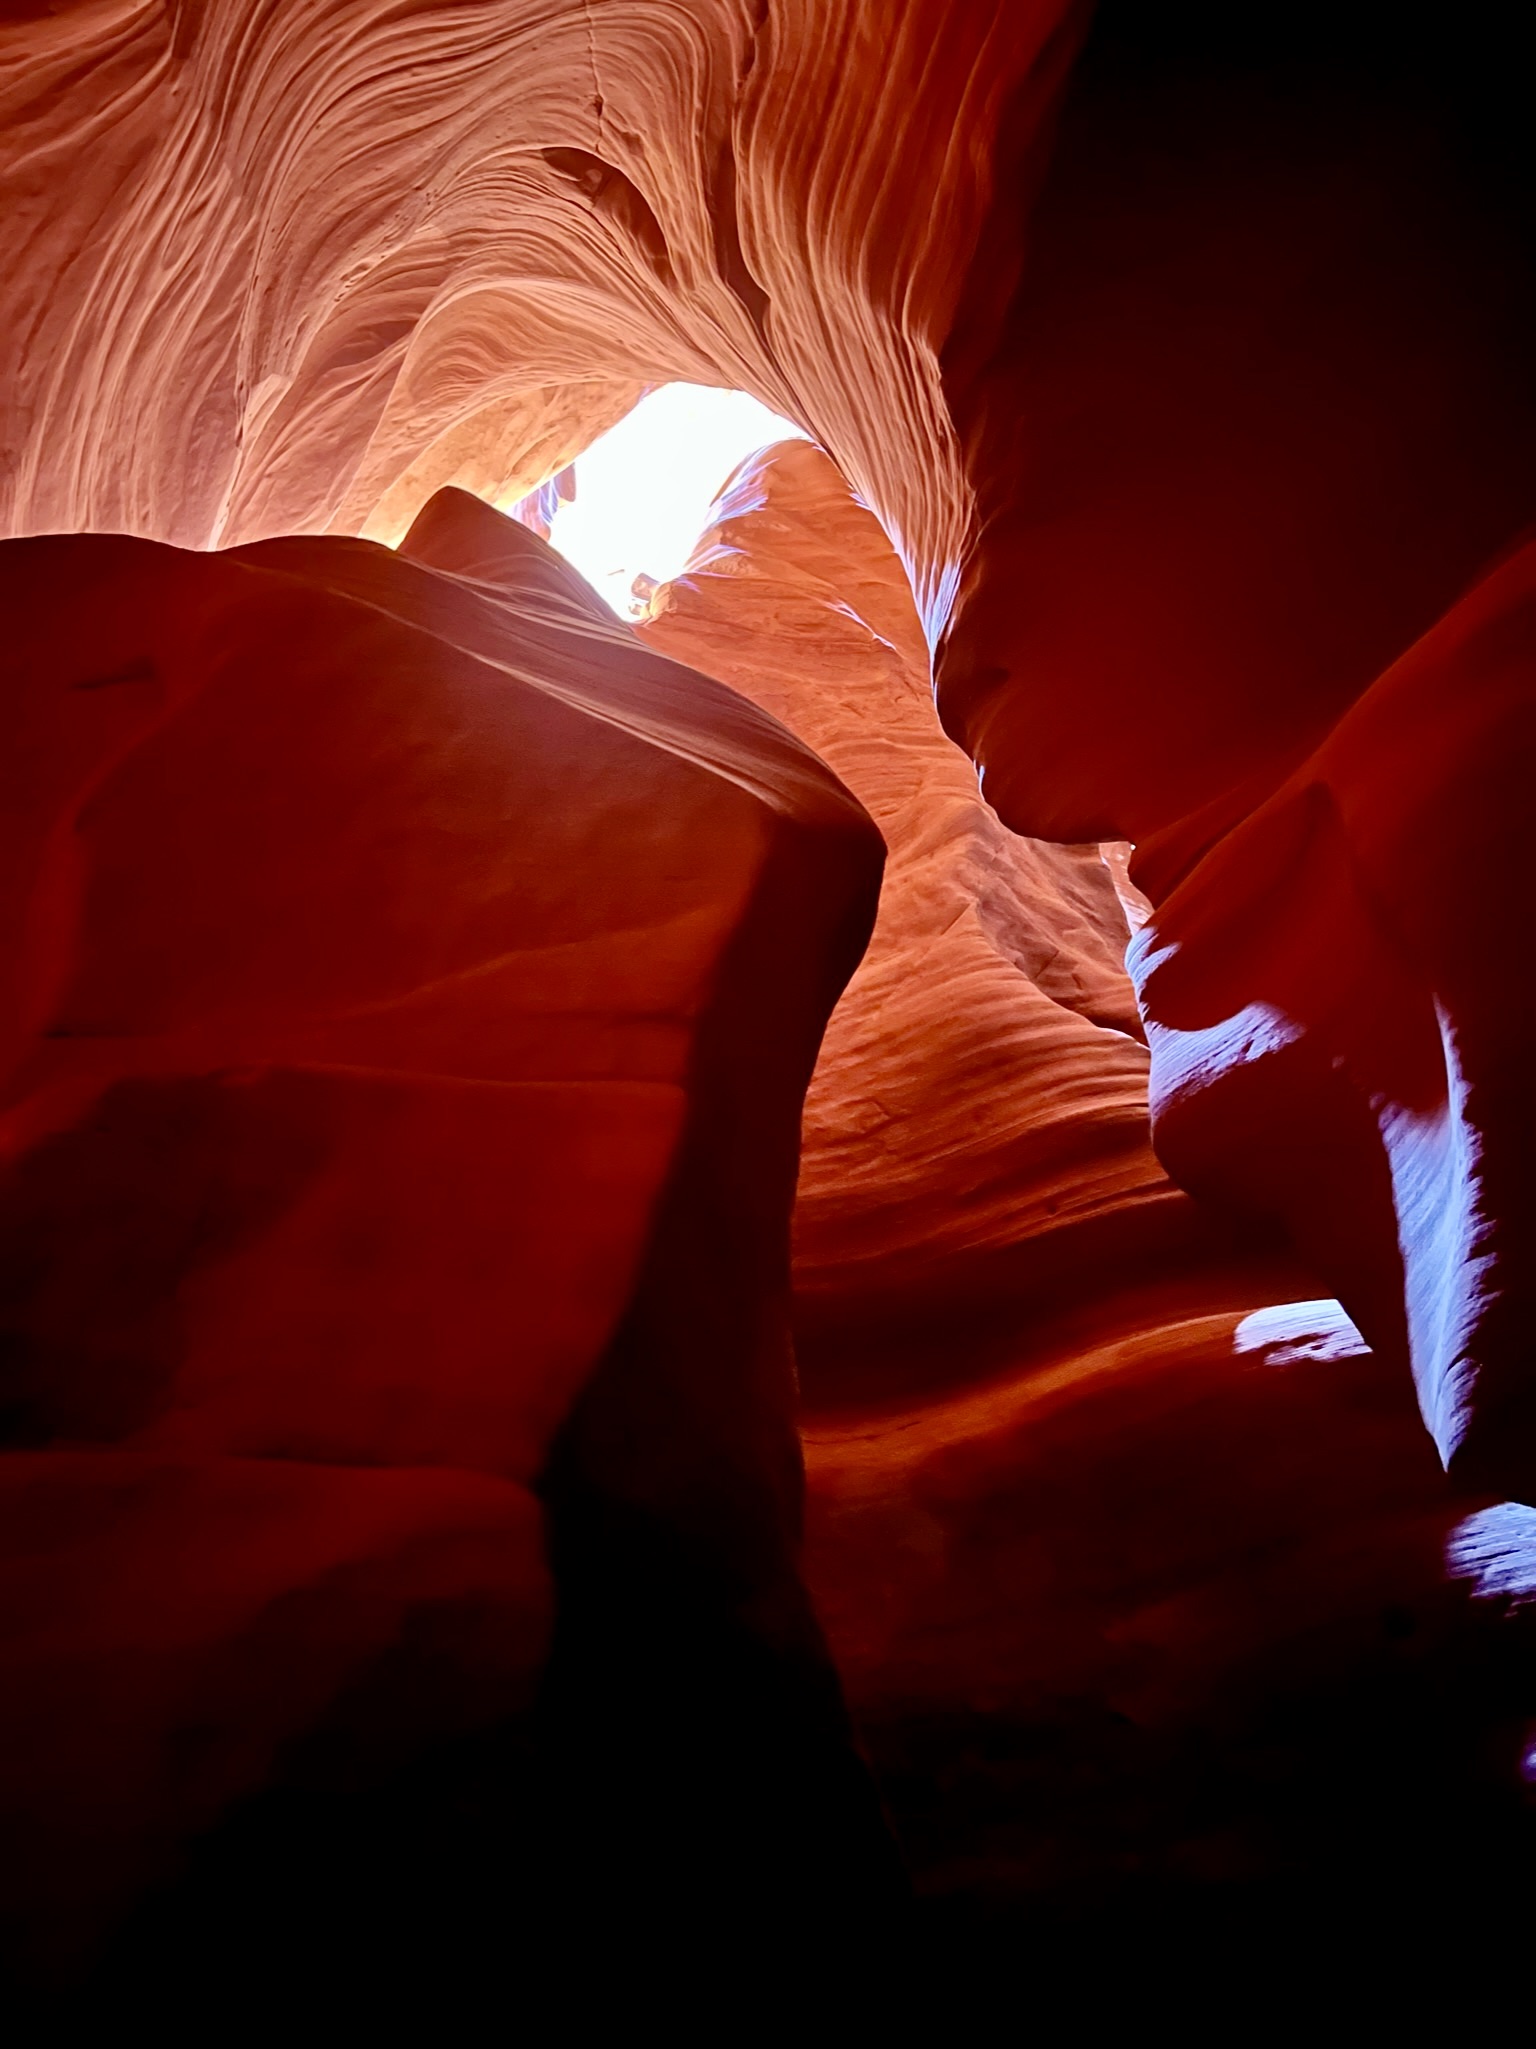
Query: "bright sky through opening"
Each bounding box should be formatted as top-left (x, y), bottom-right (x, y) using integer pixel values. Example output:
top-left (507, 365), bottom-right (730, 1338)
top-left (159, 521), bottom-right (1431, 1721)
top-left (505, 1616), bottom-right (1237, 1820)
top-left (542, 383), bottom-right (806, 615)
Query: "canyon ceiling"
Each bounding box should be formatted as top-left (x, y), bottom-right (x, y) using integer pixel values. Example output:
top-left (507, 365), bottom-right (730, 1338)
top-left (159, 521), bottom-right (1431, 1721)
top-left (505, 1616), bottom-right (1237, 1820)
top-left (1, 0), bottom-right (1533, 2016)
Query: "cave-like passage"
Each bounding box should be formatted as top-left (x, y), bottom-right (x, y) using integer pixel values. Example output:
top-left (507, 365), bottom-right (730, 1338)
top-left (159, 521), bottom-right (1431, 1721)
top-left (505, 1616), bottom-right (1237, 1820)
top-left (521, 382), bottom-right (805, 615)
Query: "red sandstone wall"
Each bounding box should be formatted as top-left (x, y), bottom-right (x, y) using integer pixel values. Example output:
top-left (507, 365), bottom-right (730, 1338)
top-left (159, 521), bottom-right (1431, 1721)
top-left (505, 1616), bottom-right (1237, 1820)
top-left (0, 489), bottom-right (887, 1981)
top-left (641, 440), bottom-right (1307, 1394)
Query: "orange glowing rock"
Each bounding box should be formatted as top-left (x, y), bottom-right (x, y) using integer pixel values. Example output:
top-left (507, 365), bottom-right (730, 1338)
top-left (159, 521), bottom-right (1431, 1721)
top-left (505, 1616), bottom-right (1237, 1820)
top-left (642, 439), bottom-right (1301, 1401)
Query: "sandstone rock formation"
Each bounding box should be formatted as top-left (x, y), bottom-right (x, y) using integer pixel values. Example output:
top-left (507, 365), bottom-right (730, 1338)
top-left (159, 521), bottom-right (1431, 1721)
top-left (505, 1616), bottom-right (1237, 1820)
top-left (932, 8), bottom-right (1536, 1499)
top-left (0, 0), bottom-right (1068, 615)
top-left (0, 0), bottom-right (1533, 2009)
top-left (801, 1295), bottom-right (1521, 1985)
top-left (641, 435), bottom-right (1536, 1989)
top-left (0, 490), bottom-right (887, 1988)
top-left (8, 2), bottom-right (1526, 1504)
top-left (1131, 545), bottom-right (1536, 1497)
top-left (642, 439), bottom-right (1305, 1401)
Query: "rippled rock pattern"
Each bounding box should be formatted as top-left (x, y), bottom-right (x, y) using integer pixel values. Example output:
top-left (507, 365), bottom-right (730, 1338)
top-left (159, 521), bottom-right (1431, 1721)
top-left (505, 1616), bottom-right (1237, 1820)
top-left (0, 0), bottom-right (1066, 629)
top-left (9, 5), bottom-right (1528, 1485)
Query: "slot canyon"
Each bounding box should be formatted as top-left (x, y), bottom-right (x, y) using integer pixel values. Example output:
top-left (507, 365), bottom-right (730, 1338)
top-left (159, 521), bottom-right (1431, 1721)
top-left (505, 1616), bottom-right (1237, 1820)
top-left (1, 0), bottom-right (1533, 2021)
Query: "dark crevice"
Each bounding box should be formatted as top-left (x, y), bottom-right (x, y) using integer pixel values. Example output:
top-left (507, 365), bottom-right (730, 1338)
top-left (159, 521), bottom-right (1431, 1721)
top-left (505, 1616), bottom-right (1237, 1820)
top-left (540, 146), bottom-right (674, 284)
top-left (738, 0), bottom-right (769, 90)
top-left (710, 138), bottom-right (771, 337)
top-left (73, 654), bottom-right (156, 691)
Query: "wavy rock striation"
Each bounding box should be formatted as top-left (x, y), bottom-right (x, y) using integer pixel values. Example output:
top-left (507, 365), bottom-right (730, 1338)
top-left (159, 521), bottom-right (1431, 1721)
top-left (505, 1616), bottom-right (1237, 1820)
top-left (0, 0), bottom-right (1068, 625)
top-left (642, 439), bottom-right (1304, 1402)
top-left (11, 4), bottom-right (1526, 1488)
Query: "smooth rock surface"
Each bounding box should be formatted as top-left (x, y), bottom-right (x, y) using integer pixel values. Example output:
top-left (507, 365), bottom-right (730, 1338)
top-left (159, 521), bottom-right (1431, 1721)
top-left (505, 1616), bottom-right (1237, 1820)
top-left (0, 491), bottom-right (886, 1981)
top-left (932, 3), bottom-right (1536, 1491)
top-left (1131, 541), bottom-right (1536, 1497)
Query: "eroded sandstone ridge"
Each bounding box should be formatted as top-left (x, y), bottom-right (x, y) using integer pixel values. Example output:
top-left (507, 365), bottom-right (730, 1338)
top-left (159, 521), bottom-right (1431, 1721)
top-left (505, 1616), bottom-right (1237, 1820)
top-left (5, 1), bottom-right (1529, 1504)
top-left (934, 8), bottom-right (1536, 1501)
top-left (645, 443), bottom-right (1154, 1365)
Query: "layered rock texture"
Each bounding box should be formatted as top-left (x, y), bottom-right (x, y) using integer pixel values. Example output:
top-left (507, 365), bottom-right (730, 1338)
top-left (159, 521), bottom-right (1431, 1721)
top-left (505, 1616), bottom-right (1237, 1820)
top-left (642, 441), bottom-right (1302, 1397)
top-left (933, 4), bottom-right (1536, 1507)
top-left (1, 0), bottom-right (1534, 2009)
top-left (0, 0), bottom-right (1065, 626)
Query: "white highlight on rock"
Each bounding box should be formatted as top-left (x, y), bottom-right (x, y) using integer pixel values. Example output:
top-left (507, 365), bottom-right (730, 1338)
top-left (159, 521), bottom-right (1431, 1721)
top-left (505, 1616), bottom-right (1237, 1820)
top-left (1446, 1503), bottom-right (1536, 1606)
top-left (1233, 1299), bottom-right (1369, 1366)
